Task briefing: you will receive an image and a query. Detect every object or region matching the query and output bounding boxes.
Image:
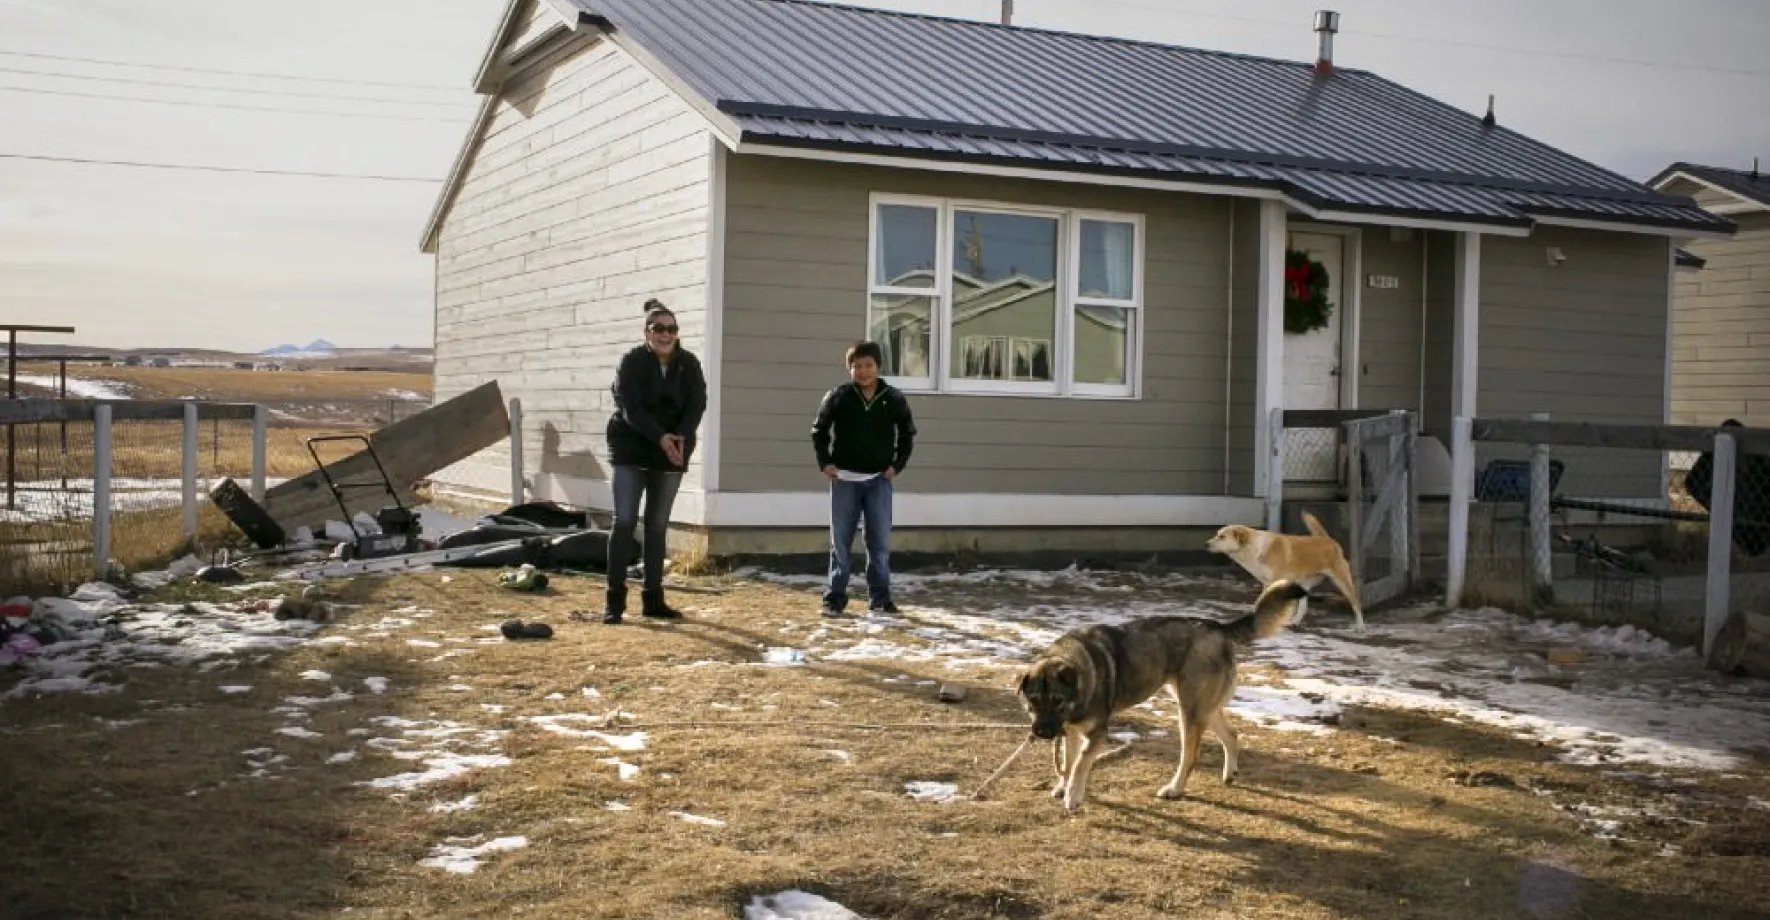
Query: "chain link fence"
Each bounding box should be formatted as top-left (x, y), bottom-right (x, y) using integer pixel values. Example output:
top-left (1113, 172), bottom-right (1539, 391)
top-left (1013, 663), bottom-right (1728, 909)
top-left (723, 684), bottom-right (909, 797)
top-left (1450, 416), bottom-right (1747, 657)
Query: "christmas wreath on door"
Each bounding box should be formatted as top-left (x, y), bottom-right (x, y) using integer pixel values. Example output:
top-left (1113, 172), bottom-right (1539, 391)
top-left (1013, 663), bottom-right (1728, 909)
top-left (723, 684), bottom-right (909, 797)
top-left (1284, 249), bottom-right (1335, 334)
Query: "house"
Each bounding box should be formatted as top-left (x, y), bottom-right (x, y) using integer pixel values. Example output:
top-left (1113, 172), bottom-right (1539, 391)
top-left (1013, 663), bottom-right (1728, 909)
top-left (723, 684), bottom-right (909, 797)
top-left (1648, 162), bottom-right (1770, 429)
top-left (419, 0), bottom-right (1735, 558)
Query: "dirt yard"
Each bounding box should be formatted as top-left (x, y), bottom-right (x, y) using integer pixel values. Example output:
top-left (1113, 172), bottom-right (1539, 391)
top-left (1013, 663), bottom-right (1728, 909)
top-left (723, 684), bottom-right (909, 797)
top-left (4, 561), bottom-right (1769, 920)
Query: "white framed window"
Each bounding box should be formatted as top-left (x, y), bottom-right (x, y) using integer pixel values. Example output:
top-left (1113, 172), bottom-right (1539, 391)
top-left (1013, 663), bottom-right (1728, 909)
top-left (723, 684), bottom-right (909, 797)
top-left (865, 193), bottom-right (1143, 399)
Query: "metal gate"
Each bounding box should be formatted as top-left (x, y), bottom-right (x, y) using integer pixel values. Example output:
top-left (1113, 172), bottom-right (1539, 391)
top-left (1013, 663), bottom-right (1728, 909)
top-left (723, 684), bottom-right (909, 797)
top-left (1345, 412), bottom-right (1419, 608)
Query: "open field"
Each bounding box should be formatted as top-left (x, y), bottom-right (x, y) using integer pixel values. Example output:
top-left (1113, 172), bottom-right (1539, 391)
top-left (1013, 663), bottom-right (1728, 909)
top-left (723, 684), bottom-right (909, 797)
top-left (4, 565), bottom-right (1768, 919)
top-left (12, 365), bottom-right (432, 403)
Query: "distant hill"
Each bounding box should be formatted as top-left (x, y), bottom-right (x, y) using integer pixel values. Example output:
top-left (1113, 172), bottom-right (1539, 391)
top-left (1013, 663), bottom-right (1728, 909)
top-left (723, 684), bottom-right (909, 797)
top-left (261, 338), bottom-right (337, 357)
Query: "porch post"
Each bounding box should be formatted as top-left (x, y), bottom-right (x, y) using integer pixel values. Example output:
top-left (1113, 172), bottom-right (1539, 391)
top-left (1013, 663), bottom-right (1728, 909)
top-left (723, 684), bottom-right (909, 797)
top-left (1253, 200), bottom-right (1288, 498)
top-left (1451, 232), bottom-right (1481, 420)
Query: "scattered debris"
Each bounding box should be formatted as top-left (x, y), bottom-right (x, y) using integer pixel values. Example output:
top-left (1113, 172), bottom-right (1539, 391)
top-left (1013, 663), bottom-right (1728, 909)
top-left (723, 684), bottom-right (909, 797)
top-left (497, 564), bottom-right (550, 592)
top-left (936, 683), bottom-right (968, 703)
top-left (211, 381), bottom-right (509, 547)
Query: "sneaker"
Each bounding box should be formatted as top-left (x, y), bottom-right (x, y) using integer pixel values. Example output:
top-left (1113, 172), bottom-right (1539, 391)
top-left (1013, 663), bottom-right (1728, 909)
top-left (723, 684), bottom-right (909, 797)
top-left (869, 600), bottom-right (900, 614)
top-left (821, 603), bottom-right (845, 619)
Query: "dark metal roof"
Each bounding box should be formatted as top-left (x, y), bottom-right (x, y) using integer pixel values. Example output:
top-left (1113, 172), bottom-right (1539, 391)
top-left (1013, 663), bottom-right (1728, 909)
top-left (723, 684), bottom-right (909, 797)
top-left (1675, 247), bottom-right (1706, 269)
top-left (1651, 162), bottom-right (1770, 209)
top-left (571, 0), bottom-right (1733, 234)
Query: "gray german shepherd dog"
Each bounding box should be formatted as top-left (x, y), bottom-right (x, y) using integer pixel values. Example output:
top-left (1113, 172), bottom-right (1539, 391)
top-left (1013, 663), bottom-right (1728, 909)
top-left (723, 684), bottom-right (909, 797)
top-left (1016, 579), bottom-right (1309, 811)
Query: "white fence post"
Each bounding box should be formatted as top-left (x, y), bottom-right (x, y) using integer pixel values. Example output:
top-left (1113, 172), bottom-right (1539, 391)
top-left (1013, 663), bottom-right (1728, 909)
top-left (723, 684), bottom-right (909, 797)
top-left (92, 404), bottom-right (113, 580)
top-left (1446, 415), bottom-right (1474, 609)
top-left (1265, 406), bottom-right (1286, 531)
top-left (251, 404), bottom-right (268, 502)
top-left (508, 397), bottom-right (525, 506)
top-left (182, 401), bottom-right (199, 540)
top-left (1527, 412), bottom-right (1553, 606)
top-left (1704, 431), bottom-right (1737, 661)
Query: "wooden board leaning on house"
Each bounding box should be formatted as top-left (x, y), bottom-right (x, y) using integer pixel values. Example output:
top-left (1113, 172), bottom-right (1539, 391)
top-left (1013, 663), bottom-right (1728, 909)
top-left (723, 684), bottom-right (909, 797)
top-left (210, 381), bottom-right (508, 547)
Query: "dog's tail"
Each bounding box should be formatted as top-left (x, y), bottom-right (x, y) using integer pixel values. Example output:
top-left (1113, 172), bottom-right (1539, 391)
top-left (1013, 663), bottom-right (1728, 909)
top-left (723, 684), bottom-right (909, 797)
top-left (1227, 579), bottom-right (1311, 643)
top-left (1301, 510), bottom-right (1331, 540)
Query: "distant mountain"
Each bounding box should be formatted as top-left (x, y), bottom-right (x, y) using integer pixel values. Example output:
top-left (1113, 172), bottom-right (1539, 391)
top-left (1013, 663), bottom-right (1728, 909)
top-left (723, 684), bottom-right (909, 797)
top-left (260, 339), bottom-right (337, 357)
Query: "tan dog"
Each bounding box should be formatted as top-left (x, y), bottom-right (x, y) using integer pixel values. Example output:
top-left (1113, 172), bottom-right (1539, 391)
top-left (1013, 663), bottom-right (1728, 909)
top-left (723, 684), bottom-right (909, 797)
top-left (1205, 511), bottom-right (1365, 629)
top-left (1017, 580), bottom-right (1310, 812)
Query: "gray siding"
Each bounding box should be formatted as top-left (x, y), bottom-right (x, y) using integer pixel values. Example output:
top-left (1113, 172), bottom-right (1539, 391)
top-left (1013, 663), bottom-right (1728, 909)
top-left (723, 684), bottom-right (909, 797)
top-left (720, 155), bottom-right (1233, 495)
top-left (430, 35), bottom-right (713, 500)
top-left (1477, 227), bottom-right (1671, 497)
top-left (1420, 230), bottom-right (1457, 439)
top-left (1357, 228), bottom-right (1424, 412)
top-left (1670, 213), bottom-right (1770, 427)
top-left (1226, 199), bottom-right (1260, 495)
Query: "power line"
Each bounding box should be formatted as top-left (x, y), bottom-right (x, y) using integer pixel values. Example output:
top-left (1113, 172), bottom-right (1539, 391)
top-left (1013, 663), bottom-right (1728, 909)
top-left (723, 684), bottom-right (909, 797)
top-left (0, 47), bottom-right (461, 91)
top-left (0, 152), bottom-right (441, 182)
top-left (0, 64), bottom-right (470, 107)
top-left (0, 84), bottom-right (469, 123)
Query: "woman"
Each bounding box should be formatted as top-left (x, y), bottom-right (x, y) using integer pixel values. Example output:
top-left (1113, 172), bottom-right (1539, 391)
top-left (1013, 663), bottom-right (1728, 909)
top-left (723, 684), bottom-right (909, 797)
top-left (602, 298), bottom-right (707, 623)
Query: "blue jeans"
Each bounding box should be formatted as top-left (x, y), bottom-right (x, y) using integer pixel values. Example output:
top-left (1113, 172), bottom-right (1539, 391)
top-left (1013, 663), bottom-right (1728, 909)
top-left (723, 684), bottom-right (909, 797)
top-left (824, 475), bottom-right (893, 610)
top-left (607, 465), bottom-right (682, 593)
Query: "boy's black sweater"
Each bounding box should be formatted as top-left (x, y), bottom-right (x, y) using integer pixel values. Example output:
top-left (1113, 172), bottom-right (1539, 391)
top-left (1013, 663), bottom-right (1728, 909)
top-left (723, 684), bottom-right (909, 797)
top-left (810, 380), bottom-right (916, 475)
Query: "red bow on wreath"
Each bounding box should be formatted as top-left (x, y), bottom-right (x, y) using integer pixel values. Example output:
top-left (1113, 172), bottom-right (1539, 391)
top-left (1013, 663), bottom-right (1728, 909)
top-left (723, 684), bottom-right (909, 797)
top-left (1284, 263), bottom-right (1312, 302)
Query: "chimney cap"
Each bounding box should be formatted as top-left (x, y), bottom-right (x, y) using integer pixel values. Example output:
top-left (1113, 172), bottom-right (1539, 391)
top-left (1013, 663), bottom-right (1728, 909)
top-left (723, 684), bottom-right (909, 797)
top-left (1314, 10), bottom-right (1340, 32)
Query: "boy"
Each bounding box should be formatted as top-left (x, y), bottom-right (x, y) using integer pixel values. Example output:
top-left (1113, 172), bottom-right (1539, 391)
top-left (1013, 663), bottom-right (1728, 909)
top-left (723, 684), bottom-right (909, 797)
top-left (810, 341), bottom-right (917, 617)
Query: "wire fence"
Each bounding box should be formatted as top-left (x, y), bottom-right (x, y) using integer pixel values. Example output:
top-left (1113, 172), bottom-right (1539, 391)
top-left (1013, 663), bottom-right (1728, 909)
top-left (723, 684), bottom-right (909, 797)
top-left (0, 398), bottom-right (425, 597)
top-left (1447, 415), bottom-right (1770, 673)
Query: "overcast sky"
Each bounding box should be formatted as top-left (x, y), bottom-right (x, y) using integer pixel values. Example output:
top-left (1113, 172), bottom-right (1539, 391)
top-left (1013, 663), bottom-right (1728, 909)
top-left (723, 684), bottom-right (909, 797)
top-left (1, 0), bottom-right (1766, 354)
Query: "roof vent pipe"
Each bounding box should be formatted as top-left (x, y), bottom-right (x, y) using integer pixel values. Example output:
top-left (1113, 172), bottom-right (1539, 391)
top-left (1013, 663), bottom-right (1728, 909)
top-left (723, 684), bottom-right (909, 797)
top-left (1314, 10), bottom-right (1340, 75)
top-left (1001, 0), bottom-right (1013, 26)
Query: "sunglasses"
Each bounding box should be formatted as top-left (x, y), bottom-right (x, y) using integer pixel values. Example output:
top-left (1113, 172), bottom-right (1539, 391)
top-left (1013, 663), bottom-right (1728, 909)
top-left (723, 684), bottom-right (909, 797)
top-left (648, 324), bottom-right (679, 335)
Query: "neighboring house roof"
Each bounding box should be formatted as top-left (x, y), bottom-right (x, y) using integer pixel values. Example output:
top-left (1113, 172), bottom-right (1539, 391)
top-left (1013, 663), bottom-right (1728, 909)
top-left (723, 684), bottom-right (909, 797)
top-left (1648, 162), bottom-right (1770, 211)
top-left (560, 0), bottom-right (1729, 236)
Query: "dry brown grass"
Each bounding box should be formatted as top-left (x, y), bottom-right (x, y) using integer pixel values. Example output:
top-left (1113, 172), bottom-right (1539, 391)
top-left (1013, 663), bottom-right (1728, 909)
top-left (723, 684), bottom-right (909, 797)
top-left (3, 571), bottom-right (1766, 919)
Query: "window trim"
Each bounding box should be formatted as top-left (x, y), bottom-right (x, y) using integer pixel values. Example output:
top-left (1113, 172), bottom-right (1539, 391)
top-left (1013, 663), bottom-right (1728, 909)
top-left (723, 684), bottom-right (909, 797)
top-left (867, 195), bottom-right (943, 391)
top-left (865, 192), bottom-right (1146, 400)
top-left (1069, 209), bottom-right (1145, 399)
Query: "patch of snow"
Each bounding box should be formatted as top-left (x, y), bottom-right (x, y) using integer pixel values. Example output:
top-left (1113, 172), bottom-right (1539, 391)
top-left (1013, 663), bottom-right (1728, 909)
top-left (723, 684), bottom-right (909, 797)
top-left (527, 714), bottom-right (647, 751)
top-left (670, 811), bottom-right (726, 827)
top-left (431, 794), bottom-right (480, 814)
top-left (597, 758), bottom-right (641, 781)
top-left (219, 685), bottom-right (253, 694)
top-left (744, 890), bottom-right (866, 920)
top-left (364, 677), bottom-right (390, 694)
top-left (418, 835), bottom-right (527, 874)
top-left (904, 781), bottom-right (959, 803)
top-left (13, 373), bottom-right (134, 400)
top-left (298, 670), bottom-right (331, 681)
top-left (604, 800), bottom-right (631, 812)
top-left (762, 647), bottom-right (806, 666)
top-left (277, 726), bottom-right (324, 740)
top-left (4, 588), bottom-right (323, 700)
top-left (362, 753), bottom-right (513, 791)
top-left (327, 751), bottom-right (358, 765)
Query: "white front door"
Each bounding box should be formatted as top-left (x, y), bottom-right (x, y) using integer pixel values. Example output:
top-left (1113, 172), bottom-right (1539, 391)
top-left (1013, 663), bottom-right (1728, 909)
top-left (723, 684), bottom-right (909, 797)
top-left (1283, 230), bottom-right (1346, 483)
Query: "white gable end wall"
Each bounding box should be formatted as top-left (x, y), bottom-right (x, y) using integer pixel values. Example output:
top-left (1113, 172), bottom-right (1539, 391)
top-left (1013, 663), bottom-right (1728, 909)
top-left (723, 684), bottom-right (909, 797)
top-left (430, 32), bottom-right (715, 507)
